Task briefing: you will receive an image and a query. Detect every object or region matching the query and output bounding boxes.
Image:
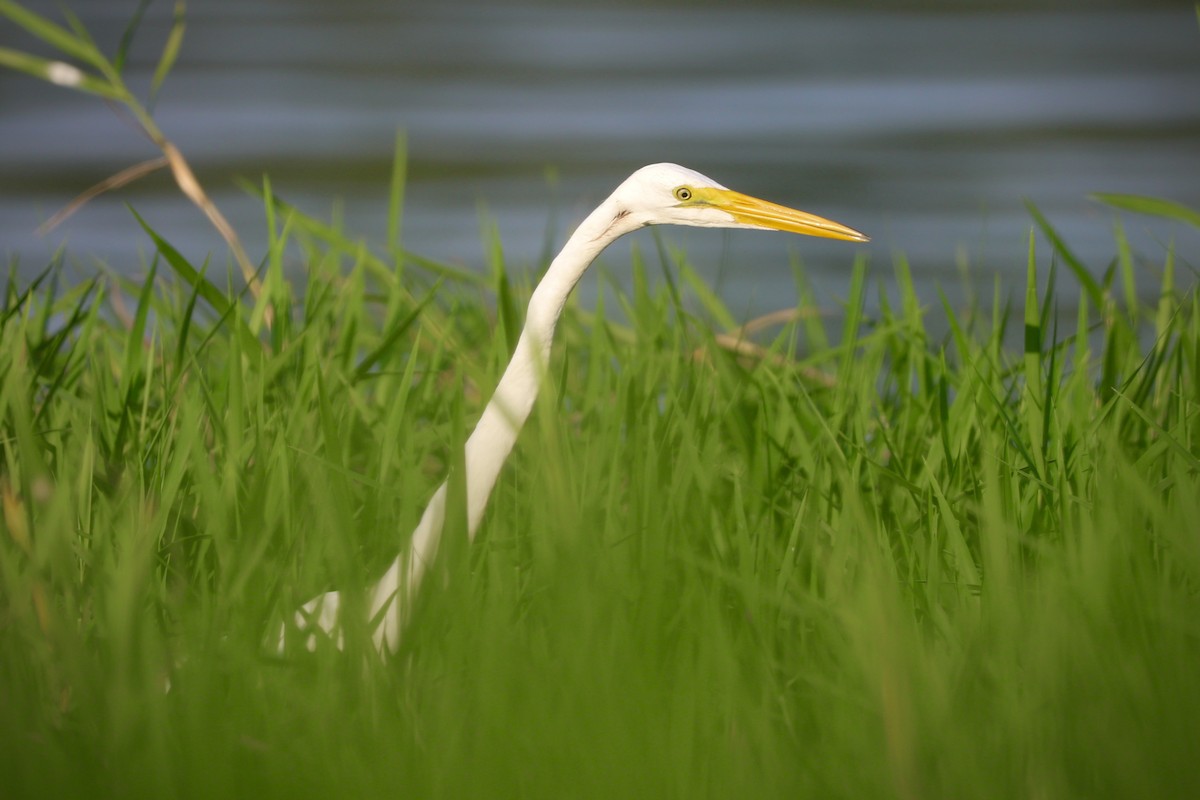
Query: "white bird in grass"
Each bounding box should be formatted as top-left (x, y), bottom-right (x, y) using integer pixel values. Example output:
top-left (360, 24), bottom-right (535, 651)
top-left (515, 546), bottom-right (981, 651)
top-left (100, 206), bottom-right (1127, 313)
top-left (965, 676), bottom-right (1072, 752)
top-left (287, 162), bottom-right (868, 653)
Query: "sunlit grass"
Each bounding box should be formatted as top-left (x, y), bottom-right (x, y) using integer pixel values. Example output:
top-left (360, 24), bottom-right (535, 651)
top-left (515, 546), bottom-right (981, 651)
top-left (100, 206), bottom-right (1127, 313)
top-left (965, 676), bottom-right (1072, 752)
top-left (1, 177), bottom-right (1198, 798)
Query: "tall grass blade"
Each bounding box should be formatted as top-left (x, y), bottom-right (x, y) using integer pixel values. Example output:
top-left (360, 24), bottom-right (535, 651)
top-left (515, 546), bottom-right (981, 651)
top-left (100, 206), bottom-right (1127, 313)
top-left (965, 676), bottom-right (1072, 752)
top-left (0, 46), bottom-right (119, 97)
top-left (131, 207), bottom-right (260, 354)
top-left (113, 0), bottom-right (152, 75)
top-left (1090, 192), bottom-right (1200, 228)
top-left (387, 130), bottom-right (407, 257)
top-left (150, 1), bottom-right (186, 105)
top-left (353, 281), bottom-right (442, 383)
top-left (0, 0), bottom-right (106, 70)
top-left (1026, 199), bottom-right (1103, 309)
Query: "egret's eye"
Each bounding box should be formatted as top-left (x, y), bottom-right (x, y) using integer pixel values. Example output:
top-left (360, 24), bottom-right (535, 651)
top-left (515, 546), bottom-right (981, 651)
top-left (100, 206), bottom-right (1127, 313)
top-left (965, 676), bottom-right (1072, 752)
top-left (674, 186), bottom-right (693, 202)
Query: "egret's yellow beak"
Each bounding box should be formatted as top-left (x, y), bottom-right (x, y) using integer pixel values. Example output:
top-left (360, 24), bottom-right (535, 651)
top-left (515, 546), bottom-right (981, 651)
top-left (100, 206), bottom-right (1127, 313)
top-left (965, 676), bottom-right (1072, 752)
top-left (696, 187), bottom-right (869, 243)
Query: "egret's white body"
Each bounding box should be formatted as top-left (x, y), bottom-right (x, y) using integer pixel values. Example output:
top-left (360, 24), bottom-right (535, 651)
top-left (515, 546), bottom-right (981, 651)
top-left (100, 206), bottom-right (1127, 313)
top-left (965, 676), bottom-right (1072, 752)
top-left (289, 163), bottom-right (867, 652)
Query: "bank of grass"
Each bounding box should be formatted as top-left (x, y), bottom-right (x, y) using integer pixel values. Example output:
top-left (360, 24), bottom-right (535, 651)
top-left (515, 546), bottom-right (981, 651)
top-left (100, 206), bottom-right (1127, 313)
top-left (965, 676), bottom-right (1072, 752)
top-left (0, 176), bottom-right (1197, 799)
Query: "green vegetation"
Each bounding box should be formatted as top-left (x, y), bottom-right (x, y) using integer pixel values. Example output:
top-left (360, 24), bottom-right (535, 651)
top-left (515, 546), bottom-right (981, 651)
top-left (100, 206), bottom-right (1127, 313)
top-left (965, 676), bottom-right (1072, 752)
top-left (3, 2), bottom-right (1199, 798)
top-left (3, 183), bottom-right (1198, 799)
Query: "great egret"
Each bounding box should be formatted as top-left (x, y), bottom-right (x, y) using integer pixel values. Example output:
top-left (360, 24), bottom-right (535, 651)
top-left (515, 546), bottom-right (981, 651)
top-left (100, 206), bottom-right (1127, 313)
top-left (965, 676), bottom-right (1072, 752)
top-left (289, 162), bottom-right (867, 652)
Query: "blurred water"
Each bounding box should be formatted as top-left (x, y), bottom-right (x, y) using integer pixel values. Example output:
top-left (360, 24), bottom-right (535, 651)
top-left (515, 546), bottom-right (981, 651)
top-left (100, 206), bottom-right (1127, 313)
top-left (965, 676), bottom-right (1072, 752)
top-left (2, 1), bottom-right (1198, 317)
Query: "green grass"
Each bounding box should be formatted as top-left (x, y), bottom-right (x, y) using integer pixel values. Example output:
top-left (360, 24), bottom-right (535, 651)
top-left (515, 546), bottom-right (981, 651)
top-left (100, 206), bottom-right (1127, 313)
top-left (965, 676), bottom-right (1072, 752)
top-left (1, 175), bottom-right (1198, 799)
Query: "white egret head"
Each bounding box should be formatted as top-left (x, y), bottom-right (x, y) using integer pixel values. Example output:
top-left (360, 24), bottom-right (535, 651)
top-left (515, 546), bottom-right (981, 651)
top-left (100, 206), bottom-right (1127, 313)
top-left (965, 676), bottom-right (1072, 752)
top-left (609, 162), bottom-right (869, 242)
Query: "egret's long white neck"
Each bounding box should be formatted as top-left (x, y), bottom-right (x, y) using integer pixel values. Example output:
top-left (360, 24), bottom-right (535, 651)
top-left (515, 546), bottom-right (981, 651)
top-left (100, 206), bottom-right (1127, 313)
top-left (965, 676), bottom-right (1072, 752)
top-left (290, 163), bottom-right (867, 653)
top-left (367, 193), bottom-right (637, 648)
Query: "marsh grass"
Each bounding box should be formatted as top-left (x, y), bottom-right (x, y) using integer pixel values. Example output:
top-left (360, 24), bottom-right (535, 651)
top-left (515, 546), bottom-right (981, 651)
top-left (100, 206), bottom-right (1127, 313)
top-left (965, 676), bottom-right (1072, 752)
top-left (1, 170), bottom-right (1198, 798)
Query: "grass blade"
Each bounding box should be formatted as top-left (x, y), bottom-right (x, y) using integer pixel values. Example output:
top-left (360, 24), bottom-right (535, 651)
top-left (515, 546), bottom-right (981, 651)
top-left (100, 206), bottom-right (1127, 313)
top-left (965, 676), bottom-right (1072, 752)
top-left (387, 129), bottom-right (407, 256)
top-left (1090, 193), bottom-right (1200, 229)
top-left (113, 0), bottom-right (152, 75)
top-left (1026, 199), bottom-right (1103, 310)
top-left (353, 281), bottom-right (442, 383)
top-left (0, 46), bottom-right (120, 97)
top-left (150, 0), bottom-right (186, 105)
top-left (0, 0), bottom-right (107, 70)
top-left (131, 207), bottom-right (261, 354)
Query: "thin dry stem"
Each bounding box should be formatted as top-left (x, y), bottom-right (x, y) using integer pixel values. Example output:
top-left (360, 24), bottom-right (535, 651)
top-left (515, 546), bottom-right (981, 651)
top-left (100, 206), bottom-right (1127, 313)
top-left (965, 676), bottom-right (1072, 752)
top-left (698, 306), bottom-right (836, 387)
top-left (38, 156), bottom-right (169, 235)
top-left (160, 142), bottom-right (263, 303)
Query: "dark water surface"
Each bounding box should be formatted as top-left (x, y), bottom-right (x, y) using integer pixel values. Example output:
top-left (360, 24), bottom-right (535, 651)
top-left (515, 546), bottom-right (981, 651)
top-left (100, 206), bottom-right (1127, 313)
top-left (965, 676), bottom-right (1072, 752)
top-left (3, 1), bottom-right (1198, 316)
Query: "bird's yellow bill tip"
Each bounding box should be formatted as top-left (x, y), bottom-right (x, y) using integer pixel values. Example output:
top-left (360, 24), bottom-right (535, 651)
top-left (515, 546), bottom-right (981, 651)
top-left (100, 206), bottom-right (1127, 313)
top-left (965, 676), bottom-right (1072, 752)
top-left (701, 187), bottom-right (869, 243)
